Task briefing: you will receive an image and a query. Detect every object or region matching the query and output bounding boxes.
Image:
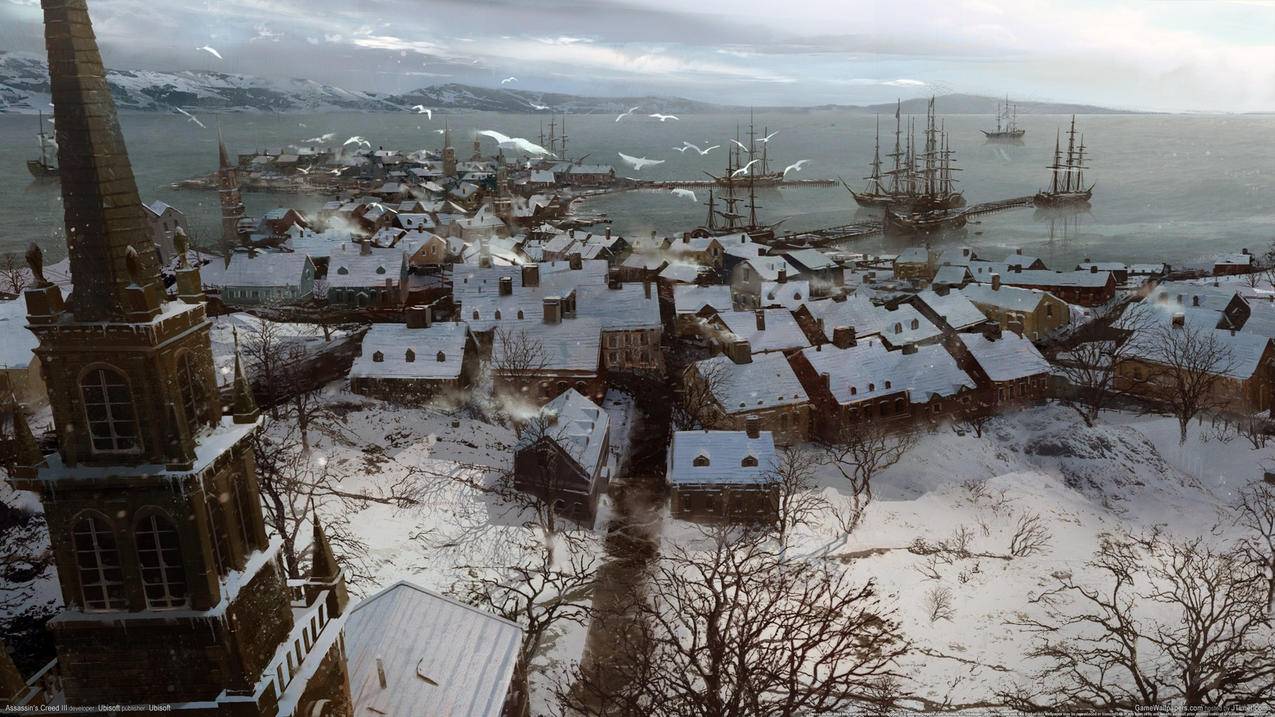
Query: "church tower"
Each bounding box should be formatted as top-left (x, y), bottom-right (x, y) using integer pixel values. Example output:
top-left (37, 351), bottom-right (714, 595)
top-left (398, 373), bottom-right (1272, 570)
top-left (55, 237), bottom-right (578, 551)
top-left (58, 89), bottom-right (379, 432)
top-left (442, 121), bottom-right (457, 179)
top-left (218, 132), bottom-right (247, 251)
top-left (5, 2), bottom-right (353, 715)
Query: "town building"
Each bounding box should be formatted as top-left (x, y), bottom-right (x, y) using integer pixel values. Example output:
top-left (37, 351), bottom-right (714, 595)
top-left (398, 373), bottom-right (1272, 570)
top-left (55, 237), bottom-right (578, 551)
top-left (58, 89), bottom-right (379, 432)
top-left (1214, 250), bottom-right (1256, 277)
top-left (325, 243), bottom-right (401, 308)
top-left (685, 346), bottom-right (810, 445)
top-left (730, 256), bottom-right (799, 309)
top-left (781, 249), bottom-right (843, 296)
top-left (577, 282), bottom-right (664, 373)
top-left (955, 333), bottom-right (1052, 406)
top-left (217, 251), bottom-right (317, 305)
top-left (0, 299), bottom-right (44, 405)
top-left (673, 284), bottom-right (735, 336)
top-left (971, 268), bottom-right (1116, 307)
top-left (666, 425), bottom-right (778, 522)
top-left (350, 313), bottom-right (480, 404)
top-left (959, 280), bottom-right (1071, 340)
top-left (143, 200), bottom-right (187, 264)
top-left (490, 310), bottom-right (604, 405)
top-left (513, 389), bottom-right (612, 525)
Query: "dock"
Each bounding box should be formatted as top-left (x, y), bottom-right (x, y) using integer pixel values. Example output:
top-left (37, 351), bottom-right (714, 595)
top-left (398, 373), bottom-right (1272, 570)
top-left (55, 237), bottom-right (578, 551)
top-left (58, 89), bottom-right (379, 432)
top-left (773, 195), bottom-right (1039, 247)
top-left (634, 178), bottom-right (838, 190)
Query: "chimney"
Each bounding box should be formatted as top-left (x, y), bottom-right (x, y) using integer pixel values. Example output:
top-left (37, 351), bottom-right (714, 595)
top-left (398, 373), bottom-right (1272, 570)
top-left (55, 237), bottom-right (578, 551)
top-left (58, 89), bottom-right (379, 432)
top-left (820, 372), bottom-right (831, 393)
top-left (777, 266), bottom-right (788, 284)
top-left (605, 227), bottom-right (612, 239)
top-left (499, 275), bottom-right (513, 296)
top-left (991, 272), bottom-right (1001, 291)
top-left (643, 278), bottom-right (652, 299)
top-left (1172, 312), bottom-right (1185, 328)
top-left (744, 415), bottom-right (761, 439)
top-left (569, 229), bottom-right (576, 239)
top-left (934, 283), bottom-right (950, 296)
top-left (522, 263), bottom-right (540, 288)
top-left (415, 304), bottom-right (435, 328)
top-left (755, 310), bottom-right (766, 331)
top-left (1089, 265), bottom-right (1098, 273)
top-left (608, 275), bottom-right (622, 290)
top-left (1084, 256), bottom-right (1092, 263)
top-left (832, 325), bottom-right (856, 349)
top-left (1242, 247), bottom-right (1251, 255)
top-left (1015, 247), bottom-right (1023, 255)
top-left (902, 343), bottom-right (919, 355)
top-left (543, 296), bottom-right (562, 324)
top-left (726, 339), bottom-right (752, 364)
top-left (569, 254), bottom-right (582, 270)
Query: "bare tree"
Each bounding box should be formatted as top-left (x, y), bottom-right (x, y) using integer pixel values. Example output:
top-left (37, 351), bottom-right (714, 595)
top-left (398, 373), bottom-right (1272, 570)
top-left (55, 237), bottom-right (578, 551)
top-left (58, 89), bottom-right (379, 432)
top-left (1234, 482), bottom-right (1275, 613)
top-left (0, 254), bottom-right (30, 296)
top-left (924, 585), bottom-right (955, 622)
top-left (558, 526), bottom-right (907, 717)
top-left (239, 315), bottom-right (304, 418)
top-left (765, 445), bottom-right (826, 546)
top-left (672, 360), bottom-right (727, 431)
top-left (956, 409), bottom-right (994, 438)
top-left (1127, 317), bottom-right (1237, 444)
top-left (1006, 532), bottom-right (1275, 711)
top-left (490, 325), bottom-right (550, 407)
top-left (1008, 511), bottom-right (1052, 558)
top-left (1056, 303), bottom-right (1155, 428)
top-left (820, 424), bottom-right (917, 535)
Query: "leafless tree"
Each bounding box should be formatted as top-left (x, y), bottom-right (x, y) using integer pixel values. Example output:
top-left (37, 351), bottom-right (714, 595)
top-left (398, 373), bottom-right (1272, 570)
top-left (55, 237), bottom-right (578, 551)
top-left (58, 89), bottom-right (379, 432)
top-left (1234, 482), bottom-right (1275, 613)
top-left (490, 325), bottom-right (550, 407)
top-left (956, 409), bottom-right (994, 438)
top-left (1210, 411), bottom-right (1272, 450)
top-left (1128, 317), bottom-right (1237, 444)
top-left (0, 254), bottom-right (30, 296)
top-left (820, 424), bottom-right (917, 535)
top-left (924, 585), bottom-right (955, 622)
top-left (765, 445), bottom-right (826, 546)
top-left (557, 526), bottom-right (907, 717)
top-left (1056, 303), bottom-right (1154, 428)
top-left (240, 315), bottom-right (305, 418)
top-left (672, 360), bottom-right (727, 431)
top-left (1008, 511), bottom-right (1052, 558)
top-left (1005, 532), bottom-right (1275, 711)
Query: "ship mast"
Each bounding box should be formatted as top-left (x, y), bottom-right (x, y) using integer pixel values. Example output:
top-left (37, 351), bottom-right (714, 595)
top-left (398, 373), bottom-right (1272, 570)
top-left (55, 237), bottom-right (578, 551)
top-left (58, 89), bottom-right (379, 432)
top-left (866, 115), bottom-right (884, 193)
top-left (1075, 134), bottom-right (1087, 190)
top-left (38, 110), bottom-right (48, 167)
top-left (889, 100), bottom-right (903, 195)
top-left (547, 117), bottom-right (557, 157)
top-left (704, 189), bottom-right (718, 230)
top-left (559, 114), bottom-right (568, 161)
top-left (1063, 115), bottom-right (1078, 193)
top-left (1049, 129), bottom-right (1062, 194)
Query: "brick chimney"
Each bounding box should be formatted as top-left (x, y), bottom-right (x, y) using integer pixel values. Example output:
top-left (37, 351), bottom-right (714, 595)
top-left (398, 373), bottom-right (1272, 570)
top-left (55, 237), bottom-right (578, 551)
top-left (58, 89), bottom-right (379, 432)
top-left (991, 273), bottom-right (1001, 291)
top-left (499, 275), bottom-right (513, 296)
top-left (745, 415), bottom-right (761, 439)
top-left (755, 310), bottom-right (766, 331)
top-left (1172, 312), bottom-right (1185, 328)
top-left (831, 325), bottom-right (856, 349)
top-left (777, 266), bottom-right (787, 284)
top-left (1089, 265), bottom-right (1098, 273)
top-left (543, 296), bottom-right (562, 324)
top-left (605, 226), bottom-right (612, 239)
top-left (569, 254), bottom-right (582, 270)
top-left (643, 278), bottom-right (652, 298)
top-left (522, 263), bottom-right (540, 288)
top-left (726, 338), bottom-right (752, 364)
top-left (406, 304), bottom-right (432, 328)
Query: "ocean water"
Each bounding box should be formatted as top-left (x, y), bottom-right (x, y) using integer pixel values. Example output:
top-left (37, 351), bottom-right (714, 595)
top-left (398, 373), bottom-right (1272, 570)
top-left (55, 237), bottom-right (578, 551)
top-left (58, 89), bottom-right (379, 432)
top-left (2, 110), bottom-right (1274, 269)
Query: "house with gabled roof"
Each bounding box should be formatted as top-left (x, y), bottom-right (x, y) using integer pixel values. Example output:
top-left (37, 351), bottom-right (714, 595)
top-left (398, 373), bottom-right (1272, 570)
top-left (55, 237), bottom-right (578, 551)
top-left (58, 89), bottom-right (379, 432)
top-left (960, 280), bottom-right (1070, 340)
top-left (673, 284), bottom-right (734, 336)
top-left (708, 309), bottom-right (811, 355)
top-left (350, 310), bottom-right (480, 404)
top-left (684, 346), bottom-right (810, 445)
top-left (513, 389), bottom-right (612, 525)
top-left (955, 332), bottom-right (1051, 407)
top-left (490, 306), bottom-right (604, 405)
top-left (216, 250), bottom-right (316, 305)
top-left (666, 425), bottom-right (779, 522)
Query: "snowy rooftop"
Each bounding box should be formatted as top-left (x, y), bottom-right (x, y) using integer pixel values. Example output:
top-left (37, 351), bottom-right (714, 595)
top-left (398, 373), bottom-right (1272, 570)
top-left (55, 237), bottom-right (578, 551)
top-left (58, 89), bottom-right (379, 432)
top-left (0, 299), bottom-right (37, 369)
top-left (659, 262), bottom-right (708, 283)
top-left (782, 248), bottom-right (839, 272)
top-left (350, 323), bottom-right (470, 380)
top-left (741, 256), bottom-right (798, 282)
top-left (576, 284), bottom-right (661, 330)
top-left (1121, 306), bottom-right (1272, 380)
top-left (1145, 282), bottom-right (1245, 314)
top-left (958, 284), bottom-right (1050, 312)
top-left (801, 340), bottom-right (976, 404)
top-left (674, 284), bottom-right (733, 315)
top-left (759, 280), bottom-right (811, 311)
top-left (667, 430), bottom-right (777, 486)
top-left (959, 333), bottom-right (1051, 382)
top-left (519, 389), bottom-right (610, 474)
top-left (878, 303), bottom-right (942, 346)
top-left (972, 268), bottom-right (1112, 289)
top-left (714, 309), bottom-right (810, 354)
top-left (806, 295), bottom-right (885, 339)
top-left (896, 247), bottom-right (929, 264)
top-left (492, 319), bottom-right (602, 372)
top-left (932, 265), bottom-right (971, 285)
top-left (935, 247), bottom-right (976, 267)
top-left (1215, 253), bottom-right (1255, 266)
top-left (915, 290), bottom-right (987, 330)
top-left (344, 580), bottom-right (522, 717)
top-left (695, 352), bottom-right (808, 413)
top-left (327, 250), bottom-right (399, 289)
top-left (216, 251), bottom-right (311, 288)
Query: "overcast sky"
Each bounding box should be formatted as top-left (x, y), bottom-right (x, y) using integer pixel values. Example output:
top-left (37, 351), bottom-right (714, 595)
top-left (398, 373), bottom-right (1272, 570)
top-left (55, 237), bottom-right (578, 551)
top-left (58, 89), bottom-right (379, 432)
top-left (4, 0), bottom-right (1275, 111)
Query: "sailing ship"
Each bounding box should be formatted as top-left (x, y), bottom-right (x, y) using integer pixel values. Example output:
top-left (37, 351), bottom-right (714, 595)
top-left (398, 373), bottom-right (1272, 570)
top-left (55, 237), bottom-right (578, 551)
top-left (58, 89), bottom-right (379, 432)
top-left (711, 114), bottom-right (784, 189)
top-left (27, 111), bottom-right (58, 179)
top-left (981, 96), bottom-right (1025, 140)
top-left (1034, 115), bottom-right (1092, 207)
top-left (849, 99), bottom-right (963, 211)
top-left (879, 98), bottom-right (967, 235)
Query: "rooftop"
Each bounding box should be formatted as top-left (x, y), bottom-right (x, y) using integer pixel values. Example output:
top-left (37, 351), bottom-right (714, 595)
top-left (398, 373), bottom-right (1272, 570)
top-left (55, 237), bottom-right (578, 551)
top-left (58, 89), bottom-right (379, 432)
top-left (350, 323), bottom-right (470, 381)
top-left (667, 430), bottom-right (777, 486)
top-left (694, 352), bottom-right (809, 414)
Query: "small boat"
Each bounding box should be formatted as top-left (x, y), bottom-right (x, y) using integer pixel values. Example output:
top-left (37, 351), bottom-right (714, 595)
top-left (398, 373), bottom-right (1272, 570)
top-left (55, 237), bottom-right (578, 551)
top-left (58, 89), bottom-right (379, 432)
top-left (27, 111), bottom-right (59, 180)
top-left (1033, 115), bottom-right (1092, 207)
top-left (882, 205), bottom-right (967, 235)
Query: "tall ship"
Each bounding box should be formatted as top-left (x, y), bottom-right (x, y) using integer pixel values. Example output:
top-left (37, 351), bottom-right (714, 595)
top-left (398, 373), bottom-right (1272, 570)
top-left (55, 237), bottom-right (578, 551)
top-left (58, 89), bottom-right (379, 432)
top-left (981, 95), bottom-right (1025, 140)
top-left (850, 99), bottom-right (963, 211)
top-left (711, 114), bottom-right (784, 189)
top-left (1034, 115), bottom-right (1092, 207)
top-left (26, 111), bottom-right (58, 179)
top-left (879, 98), bottom-right (967, 235)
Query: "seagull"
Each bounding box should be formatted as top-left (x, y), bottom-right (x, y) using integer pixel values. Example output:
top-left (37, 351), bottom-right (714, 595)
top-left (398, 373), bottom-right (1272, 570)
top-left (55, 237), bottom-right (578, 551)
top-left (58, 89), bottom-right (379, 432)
top-left (729, 139), bottom-right (750, 153)
top-left (410, 105), bottom-right (433, 118)
top-left (782, 159), bottom-right (811, 176)
top-left (174, 106), bottom-right (205, 129)
top-left (732, 159), bottom-right (761, 177)
top-left (302, 132), bottom-right (336, 144)
top-left (617, 152), bottom-right (665, 171)
top-left (528, 102), bottom-right (550, 111)
top-left (344, 135), bottom-right (371, 148)
top-left (329, 168), bottom-right (343, 175)
top-left (615, 106), bottom-right (640, 122)
top-left (649, 113), bottom-right (679, 122)
top-left (500, 76), bottom-right (518, 84)
top-left (681, 142), bottom-right (719, 156)
top-left (434, 129), bottom-right (446, 134)
top-left (671, 188), bottom-right (697, 202)
top-left (758, 130), bottom-right (780, 143)
top-left (478, 129), bottom-right (555, 157)
top-left (673, 145), bottom-right (692, 153)
top-left (196, 45), bottom-right (223, 60)
top-left (298, 167), bottom-right (311, 174)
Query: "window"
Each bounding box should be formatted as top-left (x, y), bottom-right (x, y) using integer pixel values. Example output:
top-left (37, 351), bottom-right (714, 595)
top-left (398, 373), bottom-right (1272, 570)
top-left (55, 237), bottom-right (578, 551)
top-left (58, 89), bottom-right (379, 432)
top-left (405, 349), bottom-right (416, 363)
top-left (494, 310), bottom-right (502, 320)
top-left (1045, 304), bottom-right (1054, 318)
top-left (176, 352), bottom-right (206, 429)
top-left (136, 513), bottom-right (188, 609)
top-left (73, 513), bottom-right (126, 611)
top-left (372, 351), bottom-right (384, 363)
top-left (884, 380), bottom-right (892, 390)
top-left (436, 351), bottom-right (446, 362)
top-left (741, 455), bottom-right (758, 467)
top-left (516, 310), bottom-right (524, 320)
top-left (81, 367), bottom-right (139, 453)
top-left (693, 453), bottom-right (711, 466)
top-left (910, 319), bottom-right (919, 330)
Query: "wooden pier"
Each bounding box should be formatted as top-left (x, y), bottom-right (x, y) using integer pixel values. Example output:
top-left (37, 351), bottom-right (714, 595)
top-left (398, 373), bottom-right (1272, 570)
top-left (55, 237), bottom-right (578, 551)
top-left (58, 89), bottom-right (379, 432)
top-left (773, 194), bottom-right (1038, 247)
top-left (633, 178), bottom-right (838, 190)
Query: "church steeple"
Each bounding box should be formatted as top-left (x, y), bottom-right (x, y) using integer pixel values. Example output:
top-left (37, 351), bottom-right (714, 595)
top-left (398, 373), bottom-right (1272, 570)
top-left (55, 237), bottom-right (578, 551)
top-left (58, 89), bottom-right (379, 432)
top-left (217, 128), bottom-right (246, 252)
top-left (43, 0), bottom-right (163, 322)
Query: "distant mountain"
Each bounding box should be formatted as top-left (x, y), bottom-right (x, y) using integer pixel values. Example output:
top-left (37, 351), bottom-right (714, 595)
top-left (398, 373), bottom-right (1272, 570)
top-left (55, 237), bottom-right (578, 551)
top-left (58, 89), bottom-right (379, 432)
top-left (0, 52), bottom-right (1134, 116)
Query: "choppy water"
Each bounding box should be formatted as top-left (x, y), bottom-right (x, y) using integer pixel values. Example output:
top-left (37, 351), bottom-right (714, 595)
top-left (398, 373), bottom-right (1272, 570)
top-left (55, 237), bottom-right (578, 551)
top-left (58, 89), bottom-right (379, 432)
top-left (2, 110), bottom-right (1274, 269)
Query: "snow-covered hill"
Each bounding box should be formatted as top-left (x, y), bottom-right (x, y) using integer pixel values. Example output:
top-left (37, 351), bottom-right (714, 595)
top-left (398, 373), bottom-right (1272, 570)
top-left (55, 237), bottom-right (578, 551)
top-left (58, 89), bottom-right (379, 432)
top-left (385, 83), bottom-right (723, 115)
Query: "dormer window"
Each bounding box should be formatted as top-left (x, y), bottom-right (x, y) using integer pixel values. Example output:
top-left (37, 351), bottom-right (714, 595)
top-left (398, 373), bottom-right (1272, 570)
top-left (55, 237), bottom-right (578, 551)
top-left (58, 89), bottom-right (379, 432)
top-left (376, 266), bottom-right (387, 274)
top-left (885, 380), bottom-right (892, 389)
top-left (868, 383), bottom-right (875, 391)
top-left (405, 349), bottom-right (416, 363)
top-left (372, 351), bottom-right (384, 363)
top-left (494, 310), bottom-right (502, 320)
top-left (910, 319), bottom-right (919, 330)
top-left (338, 266), bottom-right (349, 275)
top-left (436, 351), bottom-right (446, 362)
top-left (894, 322), bottom-right (902, 333)
top-left (740, 455), bottom-right (758, 467)
top-left (693, 453), bottom-right (710, 467)
top-left (517, 310), bottom-right (525, 320)
top-left (472, 310), bottom-right (480, 320)
top-left (850, 386), bottom-right (857, 395)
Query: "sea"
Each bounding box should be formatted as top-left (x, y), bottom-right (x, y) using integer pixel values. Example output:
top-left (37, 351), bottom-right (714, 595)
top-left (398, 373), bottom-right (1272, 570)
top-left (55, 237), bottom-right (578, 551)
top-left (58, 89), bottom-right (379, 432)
top-left (3, 109), bottom-right (1275, 270)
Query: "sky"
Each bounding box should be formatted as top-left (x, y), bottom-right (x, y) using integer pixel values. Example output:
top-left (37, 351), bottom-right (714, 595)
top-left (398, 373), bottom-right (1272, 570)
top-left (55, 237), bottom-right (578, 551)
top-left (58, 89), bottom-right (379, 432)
top-left (4, 0), bottom-right (1275, 112)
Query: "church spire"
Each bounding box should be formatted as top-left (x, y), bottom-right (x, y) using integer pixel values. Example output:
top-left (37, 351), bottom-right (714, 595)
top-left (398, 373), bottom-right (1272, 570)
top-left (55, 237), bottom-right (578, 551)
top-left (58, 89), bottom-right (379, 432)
top-left (218, 127), bottom-right (232, 169)
top-left (308, 512), bottom-right (349, 618)
top-left (43, 0), bottom-right (163, 322)
top-left (230, 328), bottom-right (259, 424)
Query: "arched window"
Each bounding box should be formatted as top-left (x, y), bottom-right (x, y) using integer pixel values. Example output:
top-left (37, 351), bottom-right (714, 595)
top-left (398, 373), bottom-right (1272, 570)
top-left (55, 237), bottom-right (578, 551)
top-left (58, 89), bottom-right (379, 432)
top-left (176, 351), bottom-right (206, 429)
top-left (72, 513), bottom-right (126, 611)
top-left (136, 513), bottom-right (188, 609)
top-left (337, 266), bottom-right (350, 275)
top-left (494, 310), bottom-right (502, 320)
top-left (516, 310), bottom-right (524, 320)
top-left (472, 310), bottom-right (480, 320)
top-left (81, 367), bottom-right (139, 453)
top-left (894, 322), bottom-right (902, 333)
top-left (405, 349), bottom-right (416, 363)
top-left (884, 380), bottom-right (892, 390)
top-left (910, 319), bottom-right (919, 330)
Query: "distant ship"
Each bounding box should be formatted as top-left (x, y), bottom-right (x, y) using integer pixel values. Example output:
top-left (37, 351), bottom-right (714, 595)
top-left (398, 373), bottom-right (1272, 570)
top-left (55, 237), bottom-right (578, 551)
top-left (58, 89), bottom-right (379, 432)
top-left (981, 96), bottom-right (1026, 140)
top-left (850, 99), bottom-right (963, 212)
top-left (711, 114), bottom-right (784, 189)
top-left (1034, 115), bottom-right (1092, 207)
top-left (27, 111), bottom-right (58, 180)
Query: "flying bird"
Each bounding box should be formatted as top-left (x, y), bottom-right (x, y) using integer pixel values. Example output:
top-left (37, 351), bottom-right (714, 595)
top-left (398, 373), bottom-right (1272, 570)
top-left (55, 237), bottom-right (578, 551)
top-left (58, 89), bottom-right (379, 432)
top-left (732, 159), bottom-right (761, 177)
top-left (434, 129), bottom-right (447, 134)
top-left (729, 139), bottom-right (750, 153)
top-left (302, 132), bottom-right (336, 144)
top-left (758, 130), bottom-right (780, 143)
top-left (478, 129), bottom-right (555, 156)
top-left (196, 45), bottom-right (222, 60)
top-left (782, 159), bottom-right (811, 176)
top-left (410, 105), bottom-right (433, 118)
top-left (174, 107), bottom-right (205, 129)
top-left (500, 76), bottom-right (518, 84)
top-left (615, 106), bottom-right (640, 122)
top-left (343, 135), bottom-right (371, 148)
top-left (649, 113), bottom-right (679, 122)
top-left (681, 142), bottom-right (719, 156)
top-left (528, 102), bottom-right (550, 111)
top-left (673, 145), bottom-right (692, 153)
top-left (671, 188), bottom-right (697, 202)
top-left (617, 152), bottom-right (665, 171)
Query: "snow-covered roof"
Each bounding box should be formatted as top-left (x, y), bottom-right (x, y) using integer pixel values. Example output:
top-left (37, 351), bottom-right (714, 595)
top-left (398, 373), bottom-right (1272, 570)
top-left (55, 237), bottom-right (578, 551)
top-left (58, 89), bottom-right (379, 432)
top-left (694, 352), bottom-right (809, 413)
top-left (714, 309), bottom-right (810, 354)
top-left (740, 256), bottom-right (798, 282)
top-left (397, 213), bottom-right (436, 230)
top-left (806, 295), bottom-right (885, 339)
top-left (344, 580), bottom-right (522, 717)
top-left (759, 280), bottom-right (811, 311)
top-left (520, 389), bottom-right (610, 473)
top-left (1145, 282), bottom-right (1244, 314)
top-left (800, 340), bottom-right (975, 404)
top-left (328, 250), bottom-right (399, 289)
top-left (674, 284), bottom-right (733, 315)
top-left (1215, 253), bottom-right (1254, 266)
top-left (143, 200), bottom-right (179, 218)
top-left (492, 319), bottom-right (602, 372)
top-left (895, 247), bottom-right (929, 265)
top-left (0, 299), bottom-right (38, 368)
top-left (973, 268), bottom-right (1112, 289)
top-left (878, 304), bottom-right (942, 346)
top-left (932, 265), bottom-right (971, 286)
top-left (667, 430), bottom-right (777, 486)
top-left (958, 284), bottom-right (1049, 312)
top-left (350, 323), bottom-right (470, 380)
top-left (915, 290), bottom-right (987, 330)
top-left (576, 284), bottom-right (661, 330)
top-left (217, 251), bottom-right (311, 288)
top-left (936, 247), bottom-right (976, 267)
top-left (659, 262), bottom-right (707, 283)
top-left (782, 248), bottom-right (838, 272)
top-left (1121, 306), bottom-right (1272, 380)
top-left (958, 333), bottom-right (1050, 382)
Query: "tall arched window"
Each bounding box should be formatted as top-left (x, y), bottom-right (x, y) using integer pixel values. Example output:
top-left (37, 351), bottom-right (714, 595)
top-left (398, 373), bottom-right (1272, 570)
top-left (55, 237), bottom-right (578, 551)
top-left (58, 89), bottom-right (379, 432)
top-left (73, 513), bottom-right (127, 611)
top-left (81, 367), bottom-right (139, 452)
top-left (136, 513), bottom-right (188, 609)
top-left (176, 351), bottom-right (206, 429)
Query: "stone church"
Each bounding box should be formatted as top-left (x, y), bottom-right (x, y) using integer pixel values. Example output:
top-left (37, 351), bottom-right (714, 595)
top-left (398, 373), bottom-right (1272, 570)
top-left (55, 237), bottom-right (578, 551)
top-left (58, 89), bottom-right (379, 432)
top-left (0, 0), bottom-right (354, 714)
